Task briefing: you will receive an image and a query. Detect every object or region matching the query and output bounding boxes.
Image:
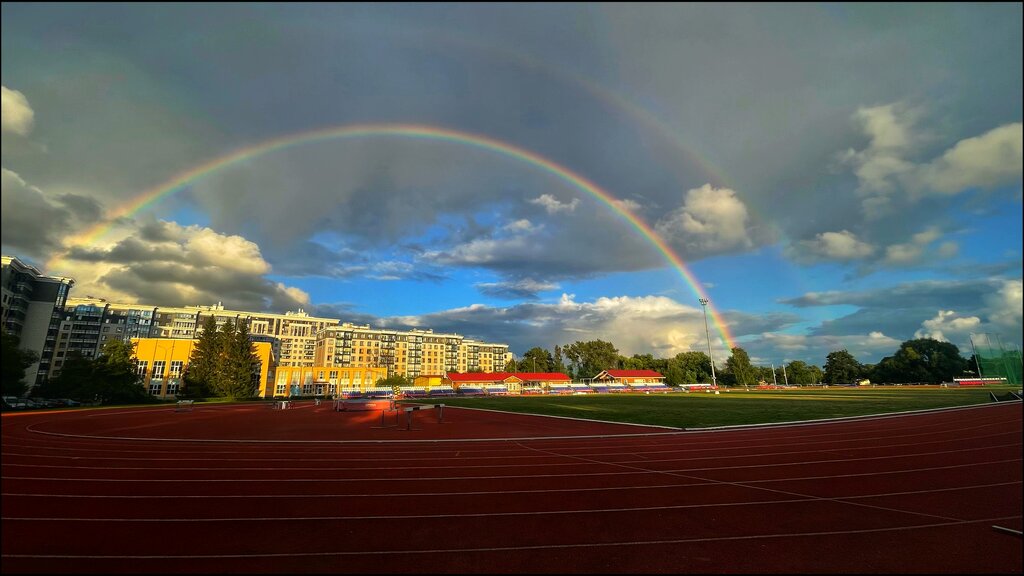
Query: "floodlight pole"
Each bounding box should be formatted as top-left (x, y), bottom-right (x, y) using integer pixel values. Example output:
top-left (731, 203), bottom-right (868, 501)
top-left (699, 298), bottom-right (717, 389)
top-left (771, 363), bottom-right (777, 386)
top-left (782, 362), bottom-right (789, 386)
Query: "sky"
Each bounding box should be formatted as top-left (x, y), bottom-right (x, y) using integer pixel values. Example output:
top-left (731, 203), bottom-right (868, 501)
top-left (2, 3), bottom-right (1021, 368)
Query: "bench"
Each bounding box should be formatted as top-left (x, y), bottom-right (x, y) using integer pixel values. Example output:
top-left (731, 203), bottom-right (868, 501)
top-left (175, 399), bottom-right (194, 412)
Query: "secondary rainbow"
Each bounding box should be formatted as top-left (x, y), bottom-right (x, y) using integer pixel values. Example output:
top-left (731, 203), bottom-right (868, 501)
top-left (49, 123), bottom-right (736, 349)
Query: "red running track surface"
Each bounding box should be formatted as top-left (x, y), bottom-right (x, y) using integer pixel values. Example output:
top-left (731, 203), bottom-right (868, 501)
top-left (2, 401), bottom-right (1021, 573)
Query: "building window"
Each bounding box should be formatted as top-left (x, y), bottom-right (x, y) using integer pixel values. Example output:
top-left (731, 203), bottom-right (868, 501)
top-left (137, 360), bottom-right (149, 376)
top-left (150, 381), bottom-right (162, 395)
top-left (167, 381), bottom-right (179, 396)
top-left (153, 361), bottom-right (166, 379)
top-left (170, 360), bottom-right (183, 377)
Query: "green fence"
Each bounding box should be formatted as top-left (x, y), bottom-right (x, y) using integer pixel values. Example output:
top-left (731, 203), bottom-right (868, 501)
top-left (971, 334), bottom-right (1023, 385)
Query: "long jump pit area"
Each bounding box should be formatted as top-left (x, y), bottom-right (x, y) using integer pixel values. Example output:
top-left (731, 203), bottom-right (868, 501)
top-left (2, 400), bottom-right (1021, 574)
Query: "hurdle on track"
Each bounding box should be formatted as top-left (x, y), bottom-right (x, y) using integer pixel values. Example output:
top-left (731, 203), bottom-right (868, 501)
top-left (402, 404), bottom-right (445, 431)
top-left (174, 399), bottom-right (194, 412)
top-left (372, 406), bottom-right (402, 429)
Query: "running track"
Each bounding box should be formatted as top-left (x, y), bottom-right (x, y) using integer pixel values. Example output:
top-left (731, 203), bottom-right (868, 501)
top-left (2, 401), bottom-right (1021, 573)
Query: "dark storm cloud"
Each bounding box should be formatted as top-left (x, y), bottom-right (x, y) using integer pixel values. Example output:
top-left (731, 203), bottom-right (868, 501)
top-left (781, 279), bottom-right (1006, 311)
top-left (4, 4), bottom-right (1020, 283)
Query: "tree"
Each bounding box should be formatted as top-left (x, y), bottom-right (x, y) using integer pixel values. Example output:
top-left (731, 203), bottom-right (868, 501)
top-left (784, 360), bottom-right (822, 385)
top-left (518, 347), bottom-right (554, 372)
top-left (672, 351), bottom-right (713, 384)
top-left (553, 345), bottom-right (566, 374)
top-left (182, 316), bottom-right (221, 399)
top-left (871, 338), bottom-right (967, 384)
top-left (90, 339), bottom-right (150, 404)
top-left (824, 349), bottom-right (863, 384)
top-left (215, 320), bottom-right (261, 399)
top-left (2, 329), bottom-right (38, 397)
top-left (562, 340), bottom-right (619, 379)
top-left (724, 347), bottom-right (755, 387)
top-left (504, 358), bottom-right (517, 372)
top-left (375, 374), bottom-right (413, 395)
top-left (37, 351), bottom-right (91, 399)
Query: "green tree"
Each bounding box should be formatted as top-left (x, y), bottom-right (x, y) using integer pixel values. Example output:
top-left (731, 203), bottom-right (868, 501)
top-left (518, 347), bottom-right (554, 372)
top-left (504, 358), bottom-right (517, 372)
top-left (216, 320), bottom-right (261, 399)
top-left (37, 351), bottom-right (92, 400)
top-left (672, 351), bottom-right (713, 384)
top-left (553, 345), bottom-right (566, 374)
top-left (375, 374), bottom-right (413, 395)
top-left (563, 340), bottom-right (619, 379)
top-left (824, 349), bottom-right (863, 384)
top-left (90, 339), bottom-right (150, 404)
top-left (871, 339), bottom-right (967, 383)
top-left (784, 360), bottom-right (821, 385)
top-left (182, 316), bottom-right (221, 398)
top-left (724, 347), bottom-right (755, 387)
top-left (2, 329), bottom-right (38, 397)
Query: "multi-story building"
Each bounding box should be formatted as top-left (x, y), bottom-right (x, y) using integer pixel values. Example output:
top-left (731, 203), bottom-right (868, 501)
top-left (459, 339), bottom-right (513, 373)
top-left (49, 297), bottom-right (159, 378)
top-left (271, 365), bottom-right (388, 397)
top-left (1, 255), bottom-right (74, 388)
top-left (315, 324), bottom-right (511, 378)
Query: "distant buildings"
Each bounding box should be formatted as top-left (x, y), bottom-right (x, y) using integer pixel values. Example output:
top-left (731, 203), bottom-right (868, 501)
top-left (2, 254), bottom-right (512, 394)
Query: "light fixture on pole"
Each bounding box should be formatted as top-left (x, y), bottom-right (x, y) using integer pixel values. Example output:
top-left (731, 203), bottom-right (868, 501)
top-left (698, 298), bottom-right (717, 389)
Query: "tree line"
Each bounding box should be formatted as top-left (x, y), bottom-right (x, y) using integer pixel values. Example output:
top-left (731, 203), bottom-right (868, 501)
top-left (504, 337), bottom-right (980, 385)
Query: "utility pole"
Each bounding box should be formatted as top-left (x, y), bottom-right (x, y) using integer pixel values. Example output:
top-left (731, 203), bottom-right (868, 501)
top-left (771, 363), bottom-right (777, 386)
top-left (698, 298), bottom-right (717, 389)
top-left (782, 362), bottom-right (789, 386)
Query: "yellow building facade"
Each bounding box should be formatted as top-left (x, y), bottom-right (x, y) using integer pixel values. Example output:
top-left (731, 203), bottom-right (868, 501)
top-left (133, 338), bottom-right (275, 399)
top-left (271, 365), bottom-right (388, 397)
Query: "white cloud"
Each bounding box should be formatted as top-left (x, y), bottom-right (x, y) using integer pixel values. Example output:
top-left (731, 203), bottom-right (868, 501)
top-left (503, 219), bottom-right (537, 233)
top-left (838, 103), bottom-right (920, 201)
top-left (841, 104), bottom-right (1023, 215)
top-left (1, 85), bottom-right (34, 135)
top-left (936, 241), bottom-right (959, 258)
top-left (475, 278), bottom-right (559, 299)
top-left (57, 219), bottom-right (310, 312)
top-left (613, 198), bottom-right (642, 212)
top-left (797, 230), bottom-right (875, 261)
top-left (914, 310), bottom-right (982, 342)
top-left (654, 184), bottom-right (753, 254)
top-left (984, 279), bottom-right (1023, 330)
top-left (915, 123), bottom-right (1023, 195)
top-left (529, 194), bottom-right (580, 214)
top-left (883, 226), bottom-right (942, 266)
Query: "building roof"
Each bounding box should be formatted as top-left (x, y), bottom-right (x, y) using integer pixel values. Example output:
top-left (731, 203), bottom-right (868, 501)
top-left (600, 369), bottom-right (665, 378)
top-left (446, 372), bottom-right (523, 383)
top-left (514, 372), bottom-right (572, 381)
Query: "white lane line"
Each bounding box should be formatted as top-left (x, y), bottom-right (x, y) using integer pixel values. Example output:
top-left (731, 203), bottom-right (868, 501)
top-left (3, 457), bottom-right (1019, 483)
top-left (5, 479), bottom-right (1018, 500)
top-left (2, 515), bottom-right (1019, 559)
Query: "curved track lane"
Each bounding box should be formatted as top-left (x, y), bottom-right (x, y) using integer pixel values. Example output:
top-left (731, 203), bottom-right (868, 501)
top-left (2, 401), bottom-right (1021, 573)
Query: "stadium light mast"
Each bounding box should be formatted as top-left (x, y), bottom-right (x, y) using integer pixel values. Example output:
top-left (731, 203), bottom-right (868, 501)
top-left (699, 298), bottom-right (717, 389)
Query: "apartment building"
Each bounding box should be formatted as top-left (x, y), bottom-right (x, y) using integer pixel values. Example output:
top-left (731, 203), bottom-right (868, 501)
top-left (49, 297), bottom-right (159, 377)
top-left (1, 255), bottom-right (74, 387)
top-left (315, 324), bottom-right (512, 378)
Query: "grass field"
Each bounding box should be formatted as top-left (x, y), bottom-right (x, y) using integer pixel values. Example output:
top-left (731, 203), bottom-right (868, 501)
top-left (406, 387), bottom-right (1021, 429)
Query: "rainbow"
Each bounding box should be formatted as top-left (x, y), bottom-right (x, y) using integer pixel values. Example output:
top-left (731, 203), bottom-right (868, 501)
top-left (48, 123), bottom-right (736, 349)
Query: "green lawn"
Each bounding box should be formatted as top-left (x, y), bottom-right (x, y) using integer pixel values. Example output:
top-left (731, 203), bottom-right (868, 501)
top-left (403, 387), bottom-right (1018, 429)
